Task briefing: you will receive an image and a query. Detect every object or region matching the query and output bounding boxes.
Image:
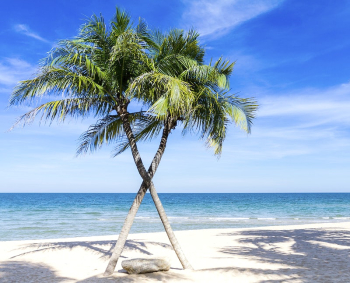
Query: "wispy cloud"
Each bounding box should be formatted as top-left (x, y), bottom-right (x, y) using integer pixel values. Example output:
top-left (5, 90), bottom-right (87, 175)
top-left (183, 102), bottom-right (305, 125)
top-left (14, 24), bottom-right (50, 43)
top-left (259, 82), bottom-right (350, 126)
top-left (181, 0), bottom-right (283, 39)
top-left (223, 82), bottom-right (350, 160)
top-left (0, 58), bottom-right (36, 87)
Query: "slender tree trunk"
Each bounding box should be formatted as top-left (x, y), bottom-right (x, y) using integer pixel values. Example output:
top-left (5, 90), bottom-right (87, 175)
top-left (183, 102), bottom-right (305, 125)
top-left (104, 118), bottom-right (169, 276)
top-left (149, 181), bottom-right (193, 269)
top-left (105, 115), bottom-right (192, 275)
top-left (104, 183), bottom-right (147, 276)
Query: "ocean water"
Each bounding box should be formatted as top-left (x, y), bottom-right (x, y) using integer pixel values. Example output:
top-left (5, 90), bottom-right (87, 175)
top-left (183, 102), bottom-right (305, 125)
top-left (1, 193), bottom-right (350, 241)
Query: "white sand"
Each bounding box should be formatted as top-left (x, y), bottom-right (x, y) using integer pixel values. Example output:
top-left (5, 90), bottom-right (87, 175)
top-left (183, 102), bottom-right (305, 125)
top-left (1, 222), bottom-right (350, 282)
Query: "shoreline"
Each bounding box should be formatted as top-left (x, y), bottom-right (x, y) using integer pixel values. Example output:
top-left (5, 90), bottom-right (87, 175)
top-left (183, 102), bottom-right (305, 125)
top-left (1, 221), bottom-right (350, 282)
top-left (0, 221), bottom-right (350, 244)
top-left (1, 221), bottom-right (350, 243)
top-left (2, 193), bottom-right (350, 242)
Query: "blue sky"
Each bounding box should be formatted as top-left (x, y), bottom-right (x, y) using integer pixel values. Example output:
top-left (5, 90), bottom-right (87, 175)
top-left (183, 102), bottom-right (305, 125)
top-left (1, 0), bottom-right (350, 193)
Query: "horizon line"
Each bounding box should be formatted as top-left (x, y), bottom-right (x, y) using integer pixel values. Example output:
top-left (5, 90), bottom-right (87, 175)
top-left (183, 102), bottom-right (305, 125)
top-left (1, 192), bottom-right (350, 194)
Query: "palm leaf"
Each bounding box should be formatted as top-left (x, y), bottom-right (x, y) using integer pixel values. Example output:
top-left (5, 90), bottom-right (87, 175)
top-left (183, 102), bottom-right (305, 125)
top-left (11, 98), bottom-right (110, 130)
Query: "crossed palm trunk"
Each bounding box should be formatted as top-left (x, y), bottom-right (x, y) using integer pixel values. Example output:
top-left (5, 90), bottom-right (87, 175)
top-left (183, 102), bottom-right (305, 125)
top-left (104, 113), bottom-right (192, 276)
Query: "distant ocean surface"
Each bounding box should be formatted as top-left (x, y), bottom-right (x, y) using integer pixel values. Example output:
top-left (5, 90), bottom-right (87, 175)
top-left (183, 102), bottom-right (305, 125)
top-left (1, 193), bottom-right (350, 241)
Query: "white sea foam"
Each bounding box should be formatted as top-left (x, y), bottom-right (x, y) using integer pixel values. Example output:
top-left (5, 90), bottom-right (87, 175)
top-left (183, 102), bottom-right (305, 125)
top-left (208, 217), bottom-right (249, 221)
top-left (3, 193), bottom-right (350, 242)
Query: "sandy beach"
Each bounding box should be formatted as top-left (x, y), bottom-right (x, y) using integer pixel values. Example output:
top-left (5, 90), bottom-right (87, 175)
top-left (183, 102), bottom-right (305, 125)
top-left (0, 222), bottom-right (349, 282)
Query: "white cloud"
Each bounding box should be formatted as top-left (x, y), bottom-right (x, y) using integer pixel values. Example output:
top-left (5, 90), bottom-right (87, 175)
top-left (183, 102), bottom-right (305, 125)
top-left (0, 58), bottom-right (36, 87)
top-left (221, 82), bottom-right (350, 160)
top-left (181, 0), bottom-right (283, 39)
top-left (14, 24), bottom-right (50, 43)
top-left (259, 82), bottom-right (350, 126)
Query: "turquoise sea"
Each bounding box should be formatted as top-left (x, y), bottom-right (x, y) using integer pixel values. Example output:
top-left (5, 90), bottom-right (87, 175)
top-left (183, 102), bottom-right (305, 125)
top-left (1, 193), bottom-right (350, 241)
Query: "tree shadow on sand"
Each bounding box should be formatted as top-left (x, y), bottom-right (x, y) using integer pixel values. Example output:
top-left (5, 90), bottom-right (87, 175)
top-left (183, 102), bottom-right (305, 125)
top-left (0, 261), bottom-right (73, 283)
top-left (3, 239), bottom-right (178, 282)
top-left (0, 261), bottom-right (190, 283)
top-left (213, 228), bottom-right (350, 283)
top-left (76, 270), bottom-right (192, 283)
top-left (10, 239), bottom-right (172, 260)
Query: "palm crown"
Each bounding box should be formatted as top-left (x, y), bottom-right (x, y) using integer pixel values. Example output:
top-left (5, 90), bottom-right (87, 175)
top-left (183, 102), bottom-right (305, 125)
top-left (10, 7), bottom-right (257, 157)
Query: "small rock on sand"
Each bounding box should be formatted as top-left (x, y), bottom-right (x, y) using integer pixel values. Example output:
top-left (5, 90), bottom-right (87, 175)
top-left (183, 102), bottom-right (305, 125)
top-left (121, 258), bottom-right (170, 274)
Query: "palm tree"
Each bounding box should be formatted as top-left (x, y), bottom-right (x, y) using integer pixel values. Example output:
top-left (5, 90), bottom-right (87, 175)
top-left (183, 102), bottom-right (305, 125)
top-left (78, 29), bottom-right (257, 274)
top-left (9, 8), bottom-right (198, 272)
top-left (9, 7), bottom-right (258, 276)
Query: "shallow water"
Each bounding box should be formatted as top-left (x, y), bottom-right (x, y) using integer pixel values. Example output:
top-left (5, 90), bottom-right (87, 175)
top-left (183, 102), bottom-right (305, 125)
top-left (1, 193), bottom-right (350, 241)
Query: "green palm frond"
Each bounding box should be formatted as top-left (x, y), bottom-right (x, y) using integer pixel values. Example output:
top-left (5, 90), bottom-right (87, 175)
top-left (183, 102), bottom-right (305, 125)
top-left (113, 114), bottom-right (164, 157)
top-left (110, 7), bottom-right (133, 37)
top-left (44, 40), bottom-right (108, 84)
top-left (127, 72), bottom-right (194, 117)
top-left (10, 66), bottom-right (107, 106)
top-left (179, 64), bottom-right (227, 89)
top-left (151, 29), bottom-right (204, 64)
top-left (211, 57), bottom-right (235, 77)
top-left (77, 111), bottom-right (163, 156)
top-left (77, 111), bottom-right (144, 155)
top-left (11, 98), bottom-right (110, 130)
top-left (182, 87), bottom-right (257, 155)
top-left (77, 114), bottom-right (123, 155)
top-left (110, 31), bottom-right (149, 69)
top-left (155, 54), bottom-right (198, 77)
top-left (79, 14), bottom-right (111, 51)
top-left (224, 94), bottom-right (258, 134)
